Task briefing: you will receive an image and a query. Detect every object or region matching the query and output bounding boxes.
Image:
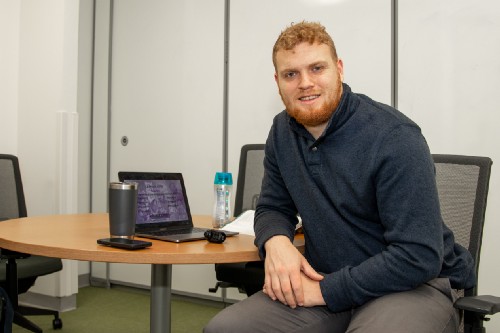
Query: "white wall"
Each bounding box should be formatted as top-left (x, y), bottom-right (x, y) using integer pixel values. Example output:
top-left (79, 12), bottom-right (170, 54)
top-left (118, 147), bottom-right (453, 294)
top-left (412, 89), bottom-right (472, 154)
top-left (17, 0), bottom-right (74, 215)
top-left (0, 0), bottom-right (20, 154)
top-left (0, 0), bottom-right (93, 304)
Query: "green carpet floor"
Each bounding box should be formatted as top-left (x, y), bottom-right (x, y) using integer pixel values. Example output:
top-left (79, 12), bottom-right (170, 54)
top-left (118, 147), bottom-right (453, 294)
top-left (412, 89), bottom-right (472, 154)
top-left (12, 286), bottom-right (225, 333)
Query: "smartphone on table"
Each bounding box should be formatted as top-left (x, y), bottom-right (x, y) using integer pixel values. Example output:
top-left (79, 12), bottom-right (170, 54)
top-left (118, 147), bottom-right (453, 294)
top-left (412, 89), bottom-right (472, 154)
top-left (97, 238), bottom-right (152, 250)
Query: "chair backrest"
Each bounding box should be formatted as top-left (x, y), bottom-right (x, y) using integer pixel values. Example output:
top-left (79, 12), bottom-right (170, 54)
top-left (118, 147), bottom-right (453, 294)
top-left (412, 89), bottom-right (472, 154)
top-left (432, 154), bottom-right (492, 297)
top-left (233, 144), bottom-right (266, 217)
top-left (0, 154), bottom-right (27, 220)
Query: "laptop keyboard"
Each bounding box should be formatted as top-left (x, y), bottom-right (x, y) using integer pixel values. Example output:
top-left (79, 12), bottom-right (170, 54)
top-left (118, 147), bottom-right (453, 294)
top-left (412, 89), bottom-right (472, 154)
top-left (146, 227), bottom-right (207, 236)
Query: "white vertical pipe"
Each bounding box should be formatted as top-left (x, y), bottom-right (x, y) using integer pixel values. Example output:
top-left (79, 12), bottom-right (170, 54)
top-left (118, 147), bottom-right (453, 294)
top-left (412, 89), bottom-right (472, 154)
top-left (58, 110), bottom-right (79, 214)
top-left (56, 110), bottom-right (79, 297)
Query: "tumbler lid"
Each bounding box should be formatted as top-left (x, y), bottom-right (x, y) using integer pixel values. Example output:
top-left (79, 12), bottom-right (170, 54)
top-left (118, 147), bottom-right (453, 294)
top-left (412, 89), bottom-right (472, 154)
top-left (109, 182), bottom-right (138, 190)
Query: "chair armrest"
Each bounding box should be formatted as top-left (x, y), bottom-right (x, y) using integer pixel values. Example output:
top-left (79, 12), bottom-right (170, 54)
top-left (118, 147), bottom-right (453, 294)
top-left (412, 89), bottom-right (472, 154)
top-left (454, 295), bottom-right (500, 315)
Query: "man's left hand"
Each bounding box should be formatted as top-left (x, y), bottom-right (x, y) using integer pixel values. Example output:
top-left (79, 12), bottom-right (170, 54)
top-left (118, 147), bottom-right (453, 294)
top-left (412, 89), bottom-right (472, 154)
top-left (299, 272), bottom-right (326, 307)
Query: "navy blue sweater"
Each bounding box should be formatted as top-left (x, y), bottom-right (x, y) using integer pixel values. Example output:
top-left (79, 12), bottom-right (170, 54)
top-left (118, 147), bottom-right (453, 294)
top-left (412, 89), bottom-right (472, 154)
top-left (254, 84), bottom-right (475, 312)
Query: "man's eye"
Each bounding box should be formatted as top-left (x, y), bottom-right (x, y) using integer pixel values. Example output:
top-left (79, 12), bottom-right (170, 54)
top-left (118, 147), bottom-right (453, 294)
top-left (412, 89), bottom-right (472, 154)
top-left (284, 72), bottom-right (296, 79)
top-left (312, 65), bottom-right (324, 72)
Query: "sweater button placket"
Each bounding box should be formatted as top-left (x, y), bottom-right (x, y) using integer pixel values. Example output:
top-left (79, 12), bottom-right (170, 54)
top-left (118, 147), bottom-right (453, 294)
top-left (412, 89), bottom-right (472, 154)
top-left (309, 146), bottom-right (321, 176)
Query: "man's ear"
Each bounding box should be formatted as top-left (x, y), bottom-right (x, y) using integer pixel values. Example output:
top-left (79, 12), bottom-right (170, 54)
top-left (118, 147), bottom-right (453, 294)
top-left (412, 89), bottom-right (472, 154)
top-left (337, 59), bottom-right (344, 81)
top-left (274, 73), bottom-right (282, 93)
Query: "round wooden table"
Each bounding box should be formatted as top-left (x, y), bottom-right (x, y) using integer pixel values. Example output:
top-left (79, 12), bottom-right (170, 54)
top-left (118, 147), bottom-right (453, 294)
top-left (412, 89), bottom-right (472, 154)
top-left (0, 213), bottom-right (305, 333)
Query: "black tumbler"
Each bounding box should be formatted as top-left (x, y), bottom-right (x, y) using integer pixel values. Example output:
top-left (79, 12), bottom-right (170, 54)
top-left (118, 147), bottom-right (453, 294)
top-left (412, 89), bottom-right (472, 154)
top-left (108, 182), bottom-right (138, 239)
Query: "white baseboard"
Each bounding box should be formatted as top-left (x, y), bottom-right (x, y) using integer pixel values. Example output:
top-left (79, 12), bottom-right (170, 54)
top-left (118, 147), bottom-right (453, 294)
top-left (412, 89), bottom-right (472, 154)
top-left (18, 291), bottom-right (77, 312)
top-left (87, 276), bottom-right (242, 304)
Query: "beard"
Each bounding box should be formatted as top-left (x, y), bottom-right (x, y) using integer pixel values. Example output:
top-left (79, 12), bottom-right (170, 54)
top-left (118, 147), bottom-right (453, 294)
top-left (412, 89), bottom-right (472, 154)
top-left (282, 75), bottom-right (343, 127)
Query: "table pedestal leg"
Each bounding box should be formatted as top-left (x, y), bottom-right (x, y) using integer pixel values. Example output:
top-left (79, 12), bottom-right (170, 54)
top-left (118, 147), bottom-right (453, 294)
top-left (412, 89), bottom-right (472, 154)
top-left (150, 264), bottom-right (172, 333)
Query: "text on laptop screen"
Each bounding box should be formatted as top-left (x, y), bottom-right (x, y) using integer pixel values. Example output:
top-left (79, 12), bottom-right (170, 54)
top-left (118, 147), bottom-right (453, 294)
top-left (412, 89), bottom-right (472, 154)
top-left (131, 179), bottom-right (189, 224)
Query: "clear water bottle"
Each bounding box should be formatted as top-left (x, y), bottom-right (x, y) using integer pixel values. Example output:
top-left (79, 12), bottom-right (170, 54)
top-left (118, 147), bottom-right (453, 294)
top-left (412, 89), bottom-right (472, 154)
top-left (212, 172), bottom-right (233, 228)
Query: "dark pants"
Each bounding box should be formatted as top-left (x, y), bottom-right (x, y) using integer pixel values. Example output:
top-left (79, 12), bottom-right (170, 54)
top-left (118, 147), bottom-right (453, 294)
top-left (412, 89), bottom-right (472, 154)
top-left (204, 278), bottom-right (459, 333)
top-left (0, 287), bottom-right (13, 333)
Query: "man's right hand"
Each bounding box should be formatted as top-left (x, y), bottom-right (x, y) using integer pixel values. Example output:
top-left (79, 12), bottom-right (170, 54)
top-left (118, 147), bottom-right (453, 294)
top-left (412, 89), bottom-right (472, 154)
top-left (263, 235), bottom-right (323, 308)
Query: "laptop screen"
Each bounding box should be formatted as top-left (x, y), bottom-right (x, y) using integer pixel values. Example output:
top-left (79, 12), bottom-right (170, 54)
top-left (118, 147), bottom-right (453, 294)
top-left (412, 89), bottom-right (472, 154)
top-left (133, 179), bottom-right (189, 224)
top-left (118, 172), bottom-right (193, 228)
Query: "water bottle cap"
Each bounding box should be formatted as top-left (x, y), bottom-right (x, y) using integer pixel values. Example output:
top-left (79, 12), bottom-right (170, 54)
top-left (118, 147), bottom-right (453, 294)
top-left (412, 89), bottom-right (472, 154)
top-left (214, 172), bottom-right (233, 185)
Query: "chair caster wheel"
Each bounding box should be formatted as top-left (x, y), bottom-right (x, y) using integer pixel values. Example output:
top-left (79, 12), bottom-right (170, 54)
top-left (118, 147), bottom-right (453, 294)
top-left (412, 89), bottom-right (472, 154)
top-left (53, 317), bottom-right (63, 329)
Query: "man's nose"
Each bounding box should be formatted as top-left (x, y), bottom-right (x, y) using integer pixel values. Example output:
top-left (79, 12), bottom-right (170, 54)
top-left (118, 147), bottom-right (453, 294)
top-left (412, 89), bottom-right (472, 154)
top-left (298, 72), bottom-right (314, 89)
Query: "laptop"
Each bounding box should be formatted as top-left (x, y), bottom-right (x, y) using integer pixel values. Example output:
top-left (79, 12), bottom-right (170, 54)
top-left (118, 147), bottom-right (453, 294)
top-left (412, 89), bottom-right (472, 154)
top-left (118, 171), bottom-right (238, 243)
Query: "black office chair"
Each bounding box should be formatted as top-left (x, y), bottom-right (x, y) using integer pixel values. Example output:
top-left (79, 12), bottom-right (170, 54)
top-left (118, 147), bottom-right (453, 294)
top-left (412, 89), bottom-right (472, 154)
top-left (432, 155), bottom-right (499, 333)
top-left (0, 154), bottom-right (63, 332)
top-left (209, 144), bottom-right (266, 298)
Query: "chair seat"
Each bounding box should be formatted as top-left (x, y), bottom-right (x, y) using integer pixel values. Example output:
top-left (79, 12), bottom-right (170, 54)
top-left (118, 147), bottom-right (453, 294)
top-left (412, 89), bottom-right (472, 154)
top-left (0, 256), bottom-right (63, 281)
top-left (215, 261), bottom-right (264, 296)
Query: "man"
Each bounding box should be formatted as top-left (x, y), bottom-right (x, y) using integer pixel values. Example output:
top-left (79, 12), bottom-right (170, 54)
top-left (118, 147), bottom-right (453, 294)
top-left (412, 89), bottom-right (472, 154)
top-left (205, 21), bottom-right (474, 333)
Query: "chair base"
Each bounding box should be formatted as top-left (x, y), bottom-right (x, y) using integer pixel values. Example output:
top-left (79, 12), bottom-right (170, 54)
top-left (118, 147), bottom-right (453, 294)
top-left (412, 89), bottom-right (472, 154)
top-left (14, 305), bottom-right (62, 332)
